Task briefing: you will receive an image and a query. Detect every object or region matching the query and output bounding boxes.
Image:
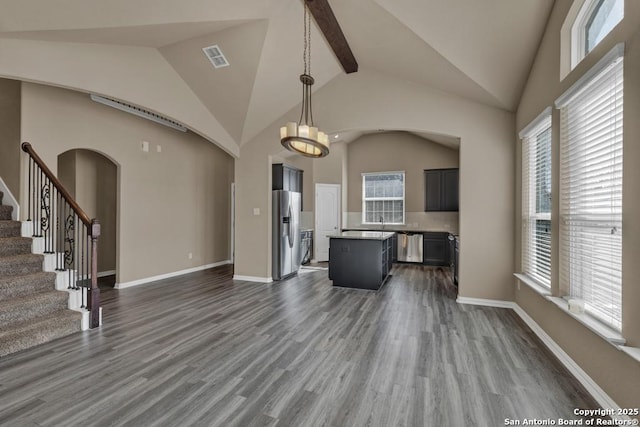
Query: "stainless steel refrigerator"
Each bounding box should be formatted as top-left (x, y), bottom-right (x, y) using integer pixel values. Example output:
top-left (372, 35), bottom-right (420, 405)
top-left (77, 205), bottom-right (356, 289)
top-left (272, 190), bottom-right (302, 280)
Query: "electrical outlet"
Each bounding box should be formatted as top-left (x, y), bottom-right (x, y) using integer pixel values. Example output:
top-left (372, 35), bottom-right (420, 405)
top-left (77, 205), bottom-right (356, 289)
top-left (156, 145), bottom-right (162, 153)
top-left (188, 252), bottom-right (193, 259)
top-left (253, 208), bottom-right (260, 216)
top-left (141, 141), bottom-right (149, 152)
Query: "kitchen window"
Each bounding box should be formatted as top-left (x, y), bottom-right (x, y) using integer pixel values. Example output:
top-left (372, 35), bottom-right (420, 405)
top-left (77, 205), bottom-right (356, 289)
top-left (519, 108), bottom-right (552, 288)
top-left (555, 44), bottom-right (623, 331)
top-left (362, 172), bottom-right (405, 225)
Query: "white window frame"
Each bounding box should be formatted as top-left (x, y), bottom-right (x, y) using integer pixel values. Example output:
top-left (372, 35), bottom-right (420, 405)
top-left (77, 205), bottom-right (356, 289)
top-left (570, 0), bottom-right (624, 70)
top-left (519, 107), bottom-right (552, 289)
top-left (362, 171), bottom-right (405, 225)
top-left (555, 43), bottom-right (624, 331)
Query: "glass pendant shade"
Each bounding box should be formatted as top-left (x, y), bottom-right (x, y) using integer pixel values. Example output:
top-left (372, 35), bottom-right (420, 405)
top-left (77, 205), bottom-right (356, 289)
top-left (281, 122), bottom-right (329, 157)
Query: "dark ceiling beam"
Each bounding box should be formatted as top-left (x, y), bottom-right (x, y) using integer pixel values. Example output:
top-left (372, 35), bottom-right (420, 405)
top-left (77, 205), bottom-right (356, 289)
top-left (305, 0), bottom-right (358, 74)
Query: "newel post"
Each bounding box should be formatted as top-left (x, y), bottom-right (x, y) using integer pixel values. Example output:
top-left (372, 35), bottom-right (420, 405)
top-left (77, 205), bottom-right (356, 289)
top-left (88, 219), bottom-right (101, 328)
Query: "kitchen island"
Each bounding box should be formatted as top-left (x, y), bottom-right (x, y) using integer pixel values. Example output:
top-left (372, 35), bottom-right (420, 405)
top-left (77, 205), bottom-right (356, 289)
top-left (328, 231), bottom-right (395, 290)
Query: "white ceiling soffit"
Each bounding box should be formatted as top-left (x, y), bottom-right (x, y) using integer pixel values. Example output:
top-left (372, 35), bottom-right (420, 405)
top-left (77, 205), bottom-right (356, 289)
top-left (331, 130), bottom-right (459, 150)
top-left (0, 0), bottom-right (554, 151)
top-left (0, 0), bottom-right (277, 34)
top-left (372, 0), bottom-right (554, 111)
top-left (160, 20), bottom-right (269, 143)
top-left (239, 0), bottom-right (342, 145)
top-left (0, 21), bottom-right (252, 48)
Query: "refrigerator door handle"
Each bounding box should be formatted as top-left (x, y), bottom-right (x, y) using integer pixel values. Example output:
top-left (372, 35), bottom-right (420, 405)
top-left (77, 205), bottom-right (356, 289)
top-left (287, 205), bottom-right (294, 248)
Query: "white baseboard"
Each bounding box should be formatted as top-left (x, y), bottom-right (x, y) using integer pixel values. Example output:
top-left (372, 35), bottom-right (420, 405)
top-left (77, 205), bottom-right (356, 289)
top-left (97, 270), bottom-right (116, 278)
top-left (456, 296), bottom-right (516, 309)
top-left (512, 305), bottom-right (627, 420)
top-left (458, 296), bottom-right (628, 421)
top-left (115, 260), bottom-right (231, 289)
top-left (233, 275), bottom-right (273, 283)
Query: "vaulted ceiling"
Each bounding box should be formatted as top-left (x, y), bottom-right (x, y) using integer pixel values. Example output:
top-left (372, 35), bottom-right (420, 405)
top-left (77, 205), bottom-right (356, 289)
top-left (0, 0), bottom-right (554, 152)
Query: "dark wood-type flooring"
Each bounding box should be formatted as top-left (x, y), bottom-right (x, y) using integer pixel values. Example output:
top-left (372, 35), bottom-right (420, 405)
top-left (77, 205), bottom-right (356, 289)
top-left (0, 264), bottom-right (600, 426)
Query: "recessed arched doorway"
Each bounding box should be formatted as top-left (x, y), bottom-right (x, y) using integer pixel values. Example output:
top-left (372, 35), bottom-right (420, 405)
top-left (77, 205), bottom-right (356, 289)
top-left (57, 149), bottom-right (119, 286)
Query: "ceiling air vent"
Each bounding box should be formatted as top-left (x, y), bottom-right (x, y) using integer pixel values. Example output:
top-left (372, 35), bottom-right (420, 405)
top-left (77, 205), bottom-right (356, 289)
top-left (90, 95), bottom-right (187, 132)
top-left (202, 44), bottom-right (230, 69)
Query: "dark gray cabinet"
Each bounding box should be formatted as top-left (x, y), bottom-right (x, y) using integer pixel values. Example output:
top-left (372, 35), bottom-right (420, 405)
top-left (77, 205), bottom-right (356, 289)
top-left (454, 237), bottom-right (459, 286)
top-left (423, 232), bottom-right (449, 266)
top-left (273, 163), bottom-right (304, 208)
top-left (329, 236), bottom-right (393, 290)
top-left (424, 168), bottom-right (458, 212)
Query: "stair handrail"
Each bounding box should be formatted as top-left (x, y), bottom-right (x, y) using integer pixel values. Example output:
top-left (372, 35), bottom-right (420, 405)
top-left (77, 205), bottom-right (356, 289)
top-left (21, 142), bottom-right (101, 328)
top-left (22, 143), bottom-right (92, 225)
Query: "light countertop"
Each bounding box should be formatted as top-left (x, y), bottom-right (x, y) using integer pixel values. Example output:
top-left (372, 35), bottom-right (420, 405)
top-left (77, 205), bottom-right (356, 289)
top-left (328, 231), bottom-right (396, 240)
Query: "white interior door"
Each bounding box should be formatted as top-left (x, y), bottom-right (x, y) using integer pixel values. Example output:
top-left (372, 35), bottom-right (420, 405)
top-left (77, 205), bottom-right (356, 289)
top-left (315, 183), bottom-right (340, 262)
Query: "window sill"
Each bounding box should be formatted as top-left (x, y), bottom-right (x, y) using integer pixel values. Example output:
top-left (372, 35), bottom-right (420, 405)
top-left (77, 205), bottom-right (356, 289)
top-left (619, 346), bottom-right (640, 364)
top-left (514, 273), bottom-right (551, 296)
top-left (546, 296), bottom-right (625, 346)
top-left (514, 273), bottom-right (625, 347)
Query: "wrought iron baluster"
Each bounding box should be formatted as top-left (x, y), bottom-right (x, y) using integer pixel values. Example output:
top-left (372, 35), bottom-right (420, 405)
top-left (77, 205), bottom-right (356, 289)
top-left (80, 221), bottom-right (85, 309)
top-left (27, 158), bottom-right (32, 222)
top-left (22, 142), bottom-right (101, 329)
top-left (56, 190), bottom-right (62, 271)
top-left (41, 177), bottom-right (52, 253)
top-left (65, 207), bottom-right (75, 289)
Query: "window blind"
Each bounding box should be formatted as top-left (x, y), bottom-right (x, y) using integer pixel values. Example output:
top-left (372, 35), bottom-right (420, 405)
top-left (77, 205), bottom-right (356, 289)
top-left (556, 49), bottom-right (623, 330)
top-left (362, 172), bottom-right (405, 224)
top-left (521, 113), bottom-right (552, 287)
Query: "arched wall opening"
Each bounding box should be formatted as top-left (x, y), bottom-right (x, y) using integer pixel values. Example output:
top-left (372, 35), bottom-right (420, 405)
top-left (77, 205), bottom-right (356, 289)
top-left (58, 149), bottom-right (119, 285)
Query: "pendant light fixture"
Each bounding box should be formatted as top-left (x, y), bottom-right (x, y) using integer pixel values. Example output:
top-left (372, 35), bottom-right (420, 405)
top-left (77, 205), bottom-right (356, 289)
top-left (280, 2), bottom-right (330, 158)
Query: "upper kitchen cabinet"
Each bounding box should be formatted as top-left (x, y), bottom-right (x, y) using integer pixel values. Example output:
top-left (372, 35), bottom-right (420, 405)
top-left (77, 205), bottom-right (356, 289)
top-left (273, 164), bottom-right (304, 208)
top-left (424, 168), bottom-right (459, 212)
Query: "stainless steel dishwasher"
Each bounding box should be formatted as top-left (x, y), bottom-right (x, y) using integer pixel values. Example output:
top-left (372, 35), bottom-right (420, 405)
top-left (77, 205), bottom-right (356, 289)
top-left (397, 232), bottom-right (423, 263)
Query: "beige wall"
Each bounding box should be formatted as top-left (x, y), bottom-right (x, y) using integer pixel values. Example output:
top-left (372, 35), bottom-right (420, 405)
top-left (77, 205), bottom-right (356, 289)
top-left (345, 131), bottom-right (459, 231)
top-left (515, 0), bottom-right (640, 410)
top-left (58, 150), bottom-right (118, 274)
top-left (20, 83), bottom-right (234, 284)
top-left (235, 67), bottom-right (515, 298)
top-left (278, 142), bottom-right (349, 229)
top-left (57, 151), bottom-right (77, 199)
top-left (0, 78), bottom-right (21, 198)
top-left (0, 38), bottom-right (238, 157)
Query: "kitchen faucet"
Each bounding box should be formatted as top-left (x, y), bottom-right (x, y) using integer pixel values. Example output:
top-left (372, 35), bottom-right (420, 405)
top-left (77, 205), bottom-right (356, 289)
top-left (379, 216), bottom-right (385, 230)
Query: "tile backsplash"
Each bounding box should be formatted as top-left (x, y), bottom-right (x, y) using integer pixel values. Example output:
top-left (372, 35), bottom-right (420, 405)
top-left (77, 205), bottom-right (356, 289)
top-left (345, 211), bottom-right (458, 233)
top-left (300, 211), bottom-right (314, 230)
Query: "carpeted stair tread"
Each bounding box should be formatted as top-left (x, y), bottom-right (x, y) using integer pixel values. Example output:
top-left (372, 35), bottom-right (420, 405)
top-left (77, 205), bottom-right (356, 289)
top-left (0, 253), bottom-right (43, 276)
top-left (0, 220), bottom-right (21, 238)
top-left (0, 236), bottom-right (33, 258)
top-left (0, 290), bottom-right (69, 328)
top-left (0, 271), bottom-right (57, 301)
top-left (0, 309), bottom-right (82, 357)
top-left (0, 205), bottom-right (12, 220)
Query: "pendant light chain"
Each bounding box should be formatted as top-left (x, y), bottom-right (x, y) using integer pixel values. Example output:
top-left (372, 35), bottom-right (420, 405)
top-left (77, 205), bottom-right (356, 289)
top-left (279, 2), bottom-right (329, 158)
top-left (304, 4), bottom-right (310, 75)
top-left (306, 3), bottom-right (314, 126)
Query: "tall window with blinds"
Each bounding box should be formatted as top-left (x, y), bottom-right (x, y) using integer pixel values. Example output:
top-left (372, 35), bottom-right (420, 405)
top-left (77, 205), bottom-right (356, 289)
top-left (520, 111), bottom-right (552, 287)
top-left (556, 45), bottom-right (623, 331)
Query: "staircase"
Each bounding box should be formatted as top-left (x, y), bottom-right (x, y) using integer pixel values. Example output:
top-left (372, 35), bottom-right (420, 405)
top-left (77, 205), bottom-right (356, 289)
top-left (0, 190), bottom-right (82, 357)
